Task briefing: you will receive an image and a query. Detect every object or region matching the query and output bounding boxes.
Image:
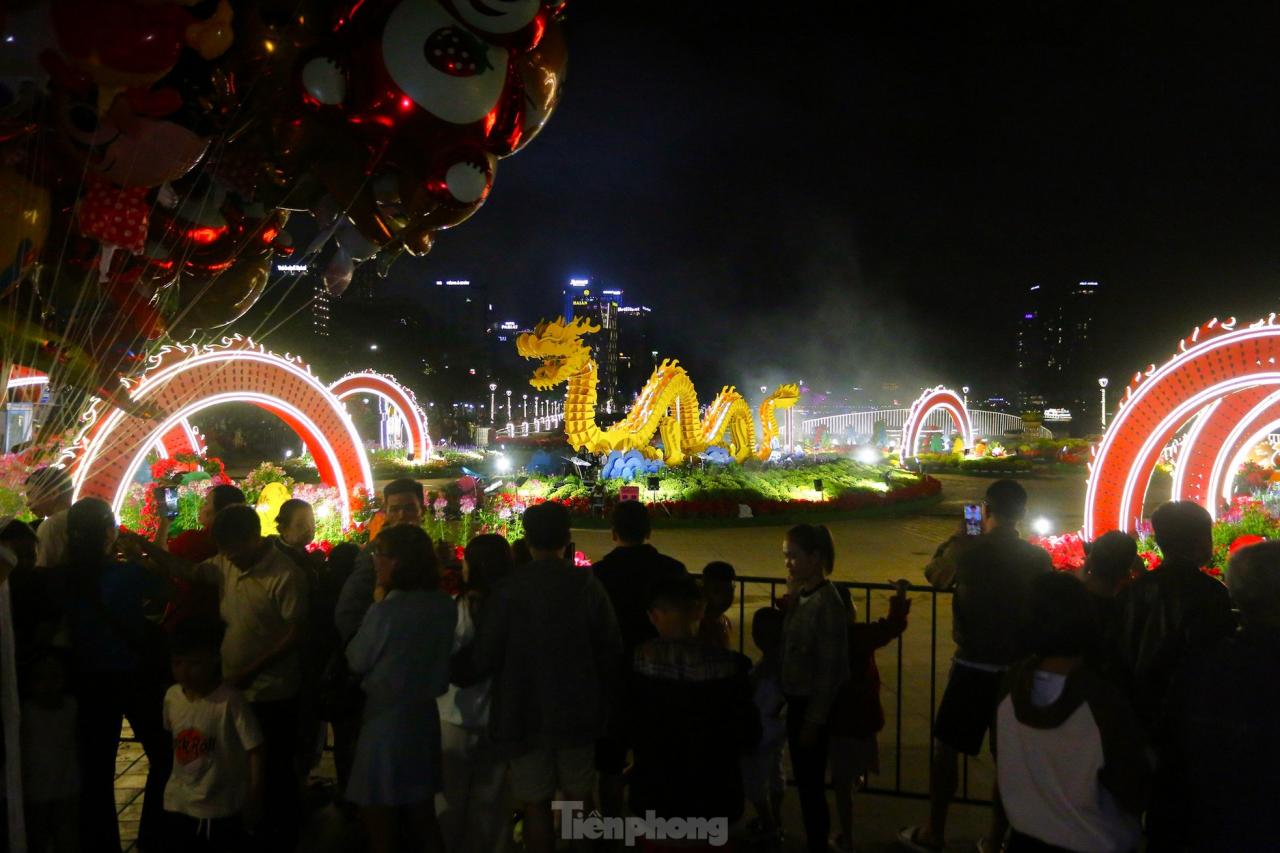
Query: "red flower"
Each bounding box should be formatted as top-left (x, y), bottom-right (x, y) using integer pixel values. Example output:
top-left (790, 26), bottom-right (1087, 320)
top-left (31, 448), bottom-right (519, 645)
top-left (1229, 534), bottom-right (1267, 555)
top-left (1029, 533), bottom-right (1087, 572)
top-left (306, 540), bottom-right (334, 556)
top-left (440, 567), bottom-right (463, 596)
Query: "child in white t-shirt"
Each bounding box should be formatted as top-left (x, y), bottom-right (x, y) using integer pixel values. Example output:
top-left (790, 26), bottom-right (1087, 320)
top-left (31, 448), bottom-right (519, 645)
top-left (162, 619), bottom-right (265, 852)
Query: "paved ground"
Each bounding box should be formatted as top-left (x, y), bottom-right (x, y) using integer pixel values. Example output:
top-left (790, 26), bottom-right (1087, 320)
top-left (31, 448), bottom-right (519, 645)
top-left (571, 473), bottom-right (1090, 581)
top-left (112, 473), bottom-right (1095, 850)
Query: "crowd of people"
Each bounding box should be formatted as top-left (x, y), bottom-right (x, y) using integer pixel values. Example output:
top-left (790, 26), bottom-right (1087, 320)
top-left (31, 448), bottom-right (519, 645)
top-left (0, 468), bottom-right (1277, 852)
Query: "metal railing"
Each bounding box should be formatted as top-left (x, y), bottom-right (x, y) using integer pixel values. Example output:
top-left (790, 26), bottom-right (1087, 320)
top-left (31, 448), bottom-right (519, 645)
top-left (732, 574), bottom-right (993, 805)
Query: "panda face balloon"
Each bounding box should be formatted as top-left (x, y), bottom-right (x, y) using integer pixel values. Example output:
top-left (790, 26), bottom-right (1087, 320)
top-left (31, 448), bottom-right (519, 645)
top-left (275, 0), bottom-right (564, 253)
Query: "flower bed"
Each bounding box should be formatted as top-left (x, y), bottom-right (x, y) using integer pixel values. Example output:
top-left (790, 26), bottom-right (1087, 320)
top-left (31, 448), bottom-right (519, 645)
top-left (120, 458), bottom-right (372, 545)
top-left (283, 448), bottom-right (486, 482)
top-left (1028, 497), bottom-right (1280, 580)
top-left (0, 452), bottom-right (34, 520)
top-left (468, 460), bottom-right (939, 522)
top-left (915, 453), bottom-right (1034, 474)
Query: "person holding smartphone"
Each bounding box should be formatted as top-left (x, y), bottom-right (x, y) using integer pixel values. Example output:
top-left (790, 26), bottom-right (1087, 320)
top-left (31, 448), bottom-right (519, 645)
top-left (900, 480), bottom-right (1052, 853)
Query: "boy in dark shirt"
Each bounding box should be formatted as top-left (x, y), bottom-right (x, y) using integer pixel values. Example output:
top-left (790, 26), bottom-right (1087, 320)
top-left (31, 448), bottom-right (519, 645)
top-left (696, 561), bottom-right (736, 649)
top-left (626, 576), bottom-right (760, 833)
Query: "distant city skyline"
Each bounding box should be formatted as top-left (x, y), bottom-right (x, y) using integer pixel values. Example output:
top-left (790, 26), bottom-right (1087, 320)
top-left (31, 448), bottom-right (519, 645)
top-left (363, 4), bottom-right (1280, 406)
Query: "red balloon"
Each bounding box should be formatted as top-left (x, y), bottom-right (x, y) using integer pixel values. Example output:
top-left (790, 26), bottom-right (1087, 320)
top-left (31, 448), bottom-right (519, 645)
top-left (51, 0), bottom-right (188, 80)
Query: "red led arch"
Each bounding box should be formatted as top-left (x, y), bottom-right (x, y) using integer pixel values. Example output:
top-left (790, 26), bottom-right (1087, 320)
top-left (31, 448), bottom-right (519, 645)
top-left (1084, 316), bottom-right (1280, 537)
top-left (900, 386), bottom-right (973, 459)
top-left (1203, 391), bottom-right (1280, 515)
top-left (329, 371), bottom-right (432, 460)
top-left (61, 337), bottom-right (373, 526)
top-left (1171, 386), bottom-right (1280, 508)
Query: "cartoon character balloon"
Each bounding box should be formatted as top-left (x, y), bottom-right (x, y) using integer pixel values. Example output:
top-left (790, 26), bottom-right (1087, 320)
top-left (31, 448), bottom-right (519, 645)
top-left (240, 0), bottom-right (568, 256)
top-left (0, 0), bottom-right (570, 437)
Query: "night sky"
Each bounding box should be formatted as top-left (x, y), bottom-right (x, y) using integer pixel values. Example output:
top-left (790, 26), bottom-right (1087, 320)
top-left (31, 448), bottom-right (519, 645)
top-left (386, 3), bottom-right (1280, 399)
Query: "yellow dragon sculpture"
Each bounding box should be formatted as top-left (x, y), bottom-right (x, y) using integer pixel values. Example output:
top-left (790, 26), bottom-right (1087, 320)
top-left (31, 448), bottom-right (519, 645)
top-left (516, 316), bottom-right (799, 465)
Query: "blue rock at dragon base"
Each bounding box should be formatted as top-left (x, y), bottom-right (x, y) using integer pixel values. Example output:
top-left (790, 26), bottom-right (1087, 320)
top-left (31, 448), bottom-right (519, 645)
top-left (702, 446), bottom-right (733, 466)
top-left (601, 449), bottom-right (664, 480)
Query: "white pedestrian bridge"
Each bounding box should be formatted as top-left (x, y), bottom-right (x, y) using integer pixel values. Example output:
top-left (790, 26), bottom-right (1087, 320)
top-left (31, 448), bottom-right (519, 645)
top-left (802, 407), bottom-right (1052, 443)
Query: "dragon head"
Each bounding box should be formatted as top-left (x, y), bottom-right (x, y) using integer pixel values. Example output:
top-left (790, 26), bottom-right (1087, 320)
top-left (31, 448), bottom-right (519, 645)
top-left (516, 315), bottom-right (599, 390)
top-left (768, 383), bottom-right (801, 409)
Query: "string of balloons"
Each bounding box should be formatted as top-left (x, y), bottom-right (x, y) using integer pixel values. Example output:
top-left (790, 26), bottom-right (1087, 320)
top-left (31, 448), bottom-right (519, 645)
top-left (0, 0), bottom-right (568, 468)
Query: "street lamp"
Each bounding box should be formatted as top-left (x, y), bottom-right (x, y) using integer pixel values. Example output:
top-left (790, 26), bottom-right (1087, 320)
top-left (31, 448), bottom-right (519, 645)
top-left (962, 385), bottom-right (970, 408)
top-left (522, 393), bottom-right (528, 419)
top-left (1099, 377), bottom-right (1109, 428)
top-left (369, 344), bottom-right (378, 351)
top-left (760, 385), bottom-right (768, 396)
top-left (505, 389), bottom-right (512, 421)
top-left (489, 383), bottom-right (497, 422)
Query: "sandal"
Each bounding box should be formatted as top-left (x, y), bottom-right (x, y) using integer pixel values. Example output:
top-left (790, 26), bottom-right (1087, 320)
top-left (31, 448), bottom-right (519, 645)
top-left (897, 826), bottom-right (944, 852)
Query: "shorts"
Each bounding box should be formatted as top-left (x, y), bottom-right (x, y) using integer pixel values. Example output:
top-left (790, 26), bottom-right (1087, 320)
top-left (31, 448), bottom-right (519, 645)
top-left (829, 734), bottom-right (879, 786)
top-left (508, 744), bottom-right (596, 804)
top-left (932, 662), bottom-right (1006, 756)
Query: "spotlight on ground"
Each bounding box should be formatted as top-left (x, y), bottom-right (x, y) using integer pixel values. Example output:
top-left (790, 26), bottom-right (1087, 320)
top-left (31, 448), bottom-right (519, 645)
top-left (1032, 516), bottom-right (1052, 536)
top-left (495, 455), bottom-right (511, 473)
top-left (855, 446), bottom-right (880, 465)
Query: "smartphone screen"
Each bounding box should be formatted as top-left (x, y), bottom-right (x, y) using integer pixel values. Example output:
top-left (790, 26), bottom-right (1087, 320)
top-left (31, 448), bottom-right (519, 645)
top-left (963, 503), bottom-right (983, 537)
top-left (162, 487), bottom-right (180, 520)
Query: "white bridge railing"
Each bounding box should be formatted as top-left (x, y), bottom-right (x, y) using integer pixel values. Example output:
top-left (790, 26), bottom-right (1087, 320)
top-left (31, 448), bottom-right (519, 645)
top-left (801, 409), bottom-right (1053, 441)
top-left (502, 412), bottom-right (565, 438)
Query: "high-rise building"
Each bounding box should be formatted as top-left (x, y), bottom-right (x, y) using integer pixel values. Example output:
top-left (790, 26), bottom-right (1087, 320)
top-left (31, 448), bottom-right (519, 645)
top-left (312, 281), bottom-right (332, 338)
top-left (1016, 280), bottom-right (1100, 416)
top-left (564, 278), bottom-right (623, 413)
top-left (563, 277), bottom-right (590, 320)
top-left (617, 302), bottom-right (652, 397)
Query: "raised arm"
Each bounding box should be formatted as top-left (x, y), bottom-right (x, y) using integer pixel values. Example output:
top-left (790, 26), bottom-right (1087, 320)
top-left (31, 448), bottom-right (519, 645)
top-left (924, 534), bottom-right (965, 589)
top-left (117, 531), bottom-right (215, 584)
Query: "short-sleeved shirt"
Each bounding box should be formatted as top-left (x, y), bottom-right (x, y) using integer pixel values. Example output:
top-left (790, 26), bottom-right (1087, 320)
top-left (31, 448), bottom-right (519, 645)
top-left (941, 526), bottom-right (1053, 666)
top-left (190, 545), bottom-right (307, 702)
top-left (163, 683), bottom-right (265, 819)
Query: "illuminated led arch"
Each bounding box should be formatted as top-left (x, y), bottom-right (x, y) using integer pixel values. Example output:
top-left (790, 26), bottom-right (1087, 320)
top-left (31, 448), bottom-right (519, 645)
top-left (329, 371), bottom-right (432, 460)
top-left (1170, 386), bottom-right (1280, 508)
top-left (62, 336), bottom-right (373, 525)
top-left (900, 386), bottom-right (973, 458)
top-left (6, 365), bottom-right (48, 392)
top-left (8, 366), bottom-right (205, 458)
top-left (1084, 316), bottom-right (1280, 537)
